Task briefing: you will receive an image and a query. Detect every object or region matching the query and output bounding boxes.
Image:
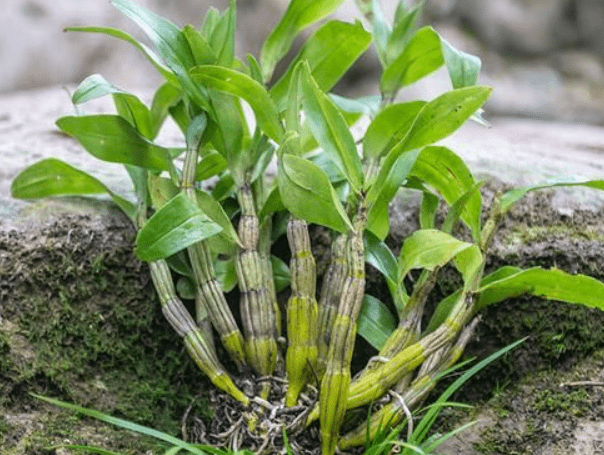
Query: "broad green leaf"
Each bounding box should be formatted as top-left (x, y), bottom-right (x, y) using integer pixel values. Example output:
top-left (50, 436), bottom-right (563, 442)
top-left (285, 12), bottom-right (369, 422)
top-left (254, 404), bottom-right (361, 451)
top-left (111, 0), bottom-right (194, 72)
top-left (453, 244), bottom-right (483, 291)
top-left (441, 181), bottom-right (484, 235)
top-left (247, 54), bottom-right (264, 84)
top-left (109, 1), bottom-right (210, 111)
top-left (56, 115), bottom-right (171, 171)
top-left (208, 0), bottom-right (236, 66)
top-left (208, 91), bottom-right (246, 175)
top-left (301, 64), bottom-right (363, 190)
top-left (113, 94), bottom-right (154, 140)
top-left (369, 0), bottom-right (391, 67)
top-left (271, 255), bottom-right (291, 292)
top-left (176, 276), bottom-right (196, 300)
top-left (425, 266), bottom-right (522, 332)
top-left (196, 150), bottom-right (228, 181)
top-left (147, 173), bottom-right (179, 210)
top-left (136, 192), bottom-right (223, 261)
top-left (476, 268), bottom-right (604, 313)
top-left (182, 25), bottom-right (216, 66)
top-left (364, 231), bottom-right (398, 287)
top-left (201, 7), bottom-right (221, 39)
top-left (386, 1), bottom-right (424, 65)
top-left (500, 178), bottom-right (604, 212)
top-left (410, 146), bottom-right (482, 240)
top-left (419, 191), bottom-right (439, 230)
top-left (381, 26), bottom-right (444, 93)
top-left (365, 150), bottom-right (421, 239)
top-left (398, 229), bottom-right (476, 282)
top-left (11, 158), bottom-right (136, 221)
top-left (64, 26), bottom-right (176, 84)
top-left (441, 38), bottom-right (481, 89)
top-left (71, 74), bottom-right (124, 104)
top-left (195, 189), bottom-right (240, 247)
top-left (189, 66), bottom-right (284, 142)
top-left (269, 20), bottom-right (371, 110)
top-left (214, 257), bottom-right (238, 292)
top-left (12, 158), bottom-right (107, 198)
top-left (365, 87), bottom-right (491, 205)
top-left (362, 101), bottom-right (425, 159)
top-left (277, 145), bottom-right (352, 233)
top-left (259, 0), bottom-right (347, 81)
top-left (358, 294), bottom-right (397, 350)
top-left (329, 94), bottom-right (382, 117)
top-left (399, 86), bottom-right (492, 152)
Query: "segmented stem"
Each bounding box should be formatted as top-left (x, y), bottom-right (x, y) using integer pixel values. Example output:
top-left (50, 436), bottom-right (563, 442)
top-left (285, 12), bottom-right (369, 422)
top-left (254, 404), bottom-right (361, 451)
top-left (316, 234), bottom-right (348, 379)
top-left (285, 217), bottom-right (318, 406)
top-left (182, 142), bottom-right (247, 369)
top-left (339, 317), bottom-right (480, 449)
top-left (236, 184), bottom-right (279, 391)
top-left (319, 204), bottom-right (367, 455)
top-left (149, 260), bottom-right (249, 406)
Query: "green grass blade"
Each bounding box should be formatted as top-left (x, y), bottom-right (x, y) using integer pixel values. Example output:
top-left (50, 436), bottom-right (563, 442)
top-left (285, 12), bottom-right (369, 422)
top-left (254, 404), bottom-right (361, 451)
top-left (32, 394), bottom-right (209, 455)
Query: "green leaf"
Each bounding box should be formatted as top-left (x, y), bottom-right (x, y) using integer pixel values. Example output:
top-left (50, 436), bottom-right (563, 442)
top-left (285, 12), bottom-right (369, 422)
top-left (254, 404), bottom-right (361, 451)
top-left (189, 66), bottom-right (284, 142)
top-left (500, 178), bottom-right (604, 212)
top-left (269, 20), bottom-right (372, 110)
top-left (358, 295), bottom-right (397, 350)
top-left (365, 87), bottom-right (491, 206)
top-left (214, 257), bottom-right (238, 292)
top-left (208, 0), bottom-right (236, 67)
top-left (11, 158), bottom-right (136, 221)
top-left (419, 191), bottom-right (439, 230)
top-left (182, 25), bottom-right (216, 65)
top-left (362, 101), bottom-right (426, 159)
top-left (370, 0), bottom-right (391, 67)
top-left (64, 26), bottom-right (177, 84)
top-left (195, 189), bottom-right (240, 247)
top-left (366, 150), bottom-right (421, 239)
top-left (111, 0), bottom-right (194, 72)
top-left (12, 158), bottom-right (107, 198)
top-left (364, 231), bottom-right (398, 287)
top-left (329, 93), bottom-right (382, 118)
top-left (386, 1), bottom-right (424, 65)
top-left (441, 181), bottom-right (484, 235)
top-left (410, 146), bottom-right (482, 240)
top-left (380, 26), bottom-right (444, 94)
top-left (147, 173), bottom-right (179, 210)
top-left (399, 86), bottom-right (492, 152)
top-left (476, 267), bottom-right (604, 313)
top-left (271, 255), bottom-right (291, 292)
top-left (441, 38), bottom-right (481, 89)
top-left (301, 64), bottom-right (363, 190)
top-left (56, 115), bottom-right (171, 171)
top-left (259, 0), bottom-right (347, 82)
top-left (113, 94), bottom-right (154, 140)
top-left (71, 74), bottom-right (124, 104)
top-left (136, 192), bottom-right (223, 261)
top-left (196, 150), bottom-right (228, 181)
top-left (398, 229), bottom-right (477, 282)
top-left (277, 143), bottom-right (352, 233)
top-left (32, 395), bottom-right (209, 455)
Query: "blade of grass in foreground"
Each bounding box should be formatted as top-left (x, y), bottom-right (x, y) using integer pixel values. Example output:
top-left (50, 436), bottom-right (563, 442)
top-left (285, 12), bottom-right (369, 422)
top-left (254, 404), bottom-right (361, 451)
top-left (32, 394), bottom-right (210, 455)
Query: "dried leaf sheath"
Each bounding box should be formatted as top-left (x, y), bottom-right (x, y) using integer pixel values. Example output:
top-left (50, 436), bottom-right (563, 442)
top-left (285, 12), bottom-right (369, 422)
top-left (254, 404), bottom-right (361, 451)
top-left (319, 207), bottom-right (367, 455)
top-left (148, 260), bottom-right (249, 406)
top-left (236, 184), bottom-right (279, 383)
top-left (285, 217), bottom-right (318, 406)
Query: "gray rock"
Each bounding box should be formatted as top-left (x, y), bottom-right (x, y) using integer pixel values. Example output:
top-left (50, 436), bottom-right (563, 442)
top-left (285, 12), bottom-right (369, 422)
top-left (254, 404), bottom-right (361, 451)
top-left (453, 0), bottom-right (578, 55)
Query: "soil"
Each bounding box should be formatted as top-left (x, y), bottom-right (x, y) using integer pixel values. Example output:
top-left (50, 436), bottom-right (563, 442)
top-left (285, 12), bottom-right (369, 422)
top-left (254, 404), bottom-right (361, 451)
top-left (3, 178), bottom-right (604, 454)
